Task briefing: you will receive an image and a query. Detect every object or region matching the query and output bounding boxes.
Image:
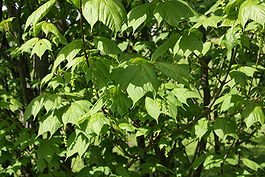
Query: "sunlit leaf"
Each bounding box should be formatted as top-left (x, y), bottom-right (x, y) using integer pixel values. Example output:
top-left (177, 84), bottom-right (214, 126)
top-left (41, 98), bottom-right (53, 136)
top-left (19, 38), bottom-right (39, 53)
top-left (38, 111), bottom-right (62, 137)
top-left (113, 63), bottom-right (160, 104)
top-left (172, 88), bottom-right (200, 105)
top-left (242, 105), bottom-right (265, 128)
top-left (24, 94), bottom-right (46, 120)
top-left (127, 3), bottom-right (154, 33)
top-left (82, 0), bottom-right (126, 32)
top-left (145, 97), bottom-right (160, 121)
top-left (239, 0), bottom-right (265, 27)
top-left (42, 22), bottom-right (68, 45)
top-left (62, 100), bottom-right (92, 125)
top-left (87, 113), bottom-right (110, 135)
top-left (194, 118), bottom-right (208, 139)
top-left (242, 158), bottom-right (261, 171)
top-left (52, 40), bottom-right (82, 72)
top-left (25, 0), bottom-right (56, 30)
top-left (31, 39), bottom-right (52, 58)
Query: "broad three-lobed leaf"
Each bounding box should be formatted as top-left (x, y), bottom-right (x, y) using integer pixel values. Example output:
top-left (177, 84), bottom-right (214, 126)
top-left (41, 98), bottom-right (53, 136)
top-left (82, 0), bottom-right (126, 32)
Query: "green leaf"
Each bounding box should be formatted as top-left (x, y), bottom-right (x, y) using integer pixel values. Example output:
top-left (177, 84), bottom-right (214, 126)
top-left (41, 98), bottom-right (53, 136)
top-left (242, 105), bottom-right (265, 128)
top-left (71, 155), bottom-right (85, 173)
top-left (220, 94), bottom-right (232, 112)
top-left (0, 17), bottom-right (15, 32)
top-left (43, 94), bottom-right (62, 112)
top-left (82, 0), bottom-right (126, 32)
top-left (155, 62), bottom-right (191, 85)
top-left (242, 158), bottom-right (261, 171)
top-left (166, 92), bottom-right (181, 119)
top-left (94, 36), bottom-right (122, 56)
top-left (116, 166), bottom-right (130, 177)
top-left (37, 139), bottom-right (60, 172)
top-left (25, 0), bottom-right (56, 30)
top-left (52, 40), bottom-right (82, 72)
top-left (119, 123), bottom-right (136, 132)
top-left (145, 97), bottom-right (160, 121)
top-left (113, 63), bottom-right (160, 104)
top-left (152, 33), bottom-right (180, 60)
top-left (38, 111), bottom-right (62, 137)
top-left (203, 155), bottom-right (223, 170)
top-left (67, 0), bottom-right (80, 8)
top-left (173, 32), bottom-right (203, 57)
top-left (127, 3), bottom-right (153, 33)
top-left (214, 117), bottom-right (237, 139)
top-left (62, 100), bottom-right (92, 125)
top-left (194, 118), bottom-right (208, 139)
top-left (66, 57), bottom-right (85, 71)
top-left (111, 92), bottom-right (132, 115)
top-left (87, 113), bottom-right (110, 135)
top-left (87, 59), bottom-right (111, 89)
top-left (225, 27), bottom-right (241, 51)
top-left (19, 38), bottom-right (39, 53)
top-left (81, 97), bottom-right (107, 120)
top-left (193, 15), bottom-right (223, 29)
top-left (172, 88), bottom-right (200, 105)
top-left (67, 133), bottom-right (89, 158)
top-left (154, 0), bottom-right (196, 26)
top-left (42, 22), bottom-right (68, 45)
top-left (31, 39), bottom-right (52, 58)
top-left (24, 94), bottom-right (46, 120)
top-left (239, 0), bottom-right (265, 27)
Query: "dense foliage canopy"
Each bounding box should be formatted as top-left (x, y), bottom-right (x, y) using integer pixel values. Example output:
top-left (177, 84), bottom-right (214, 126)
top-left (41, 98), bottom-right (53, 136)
top-left (1, 0), bottom-right (265, 176)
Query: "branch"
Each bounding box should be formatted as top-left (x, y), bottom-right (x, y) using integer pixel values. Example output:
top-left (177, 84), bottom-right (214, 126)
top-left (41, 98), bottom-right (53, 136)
top-left (170, 47), bottom-right (237, 138)
top-left (79, 0), bottom-right (89, 66)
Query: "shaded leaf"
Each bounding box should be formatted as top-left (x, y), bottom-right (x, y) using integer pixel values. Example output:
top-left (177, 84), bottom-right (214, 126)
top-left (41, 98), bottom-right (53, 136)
top-left (173, 32), bottom-right (203, 57)
top-left (111, 92), bottom-right (132, 115)
top-left (152, 33), bottom-right (180, 60)
top-left (214, 117), bottom-right (237, 139)
top-left (155, 62), bottom-right (191, 85)
top-left (154, 0), bottom-right (196, 26)
top-left (94, 36), bottom-right (122, 56)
